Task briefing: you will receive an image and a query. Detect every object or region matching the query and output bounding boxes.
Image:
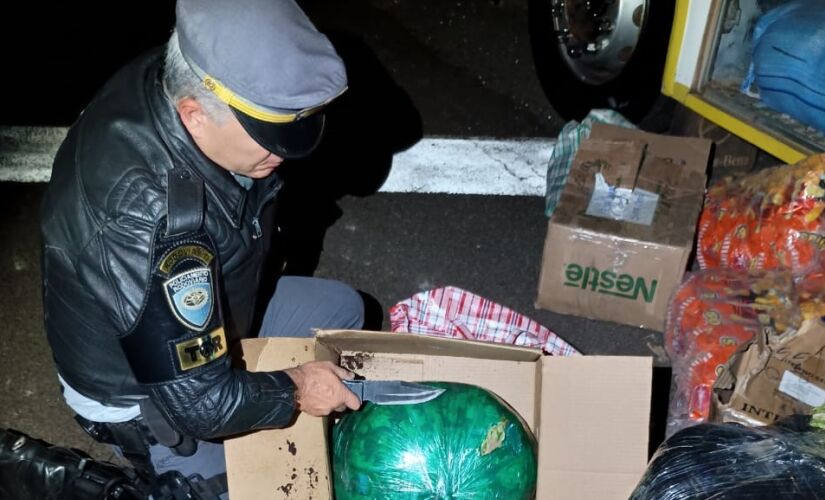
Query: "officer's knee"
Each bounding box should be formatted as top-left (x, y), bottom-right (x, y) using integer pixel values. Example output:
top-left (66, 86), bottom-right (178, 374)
top-left (325, 280), bottom-right (364, 330)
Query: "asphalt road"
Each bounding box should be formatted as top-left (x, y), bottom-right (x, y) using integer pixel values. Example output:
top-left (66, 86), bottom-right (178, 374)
top-left (0, 0), bottom-right (674, 464)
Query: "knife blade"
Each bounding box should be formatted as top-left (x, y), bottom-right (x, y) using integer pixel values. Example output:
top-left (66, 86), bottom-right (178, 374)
top-left (343, 379), bottom-right (445, 405)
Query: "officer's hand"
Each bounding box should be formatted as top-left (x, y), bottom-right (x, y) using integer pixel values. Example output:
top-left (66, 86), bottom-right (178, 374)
top-left (284, 361), bottom-right (361, 416)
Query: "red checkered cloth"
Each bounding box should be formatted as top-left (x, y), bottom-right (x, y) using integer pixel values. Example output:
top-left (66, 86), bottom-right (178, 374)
top-left (389, 286), bottom-right (579, 356)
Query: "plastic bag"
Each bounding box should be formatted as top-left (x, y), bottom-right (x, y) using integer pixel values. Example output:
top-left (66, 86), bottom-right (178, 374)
top-left (631, 418), bottom-right (825, 500)
top-left (332, 382), bottom-right (537, 499)
top-left (544, 109), bottom-right (635, 217)
top-left (0, 428), bottom-right (147, 500)
top-left (662, 268), bottom-right (825, 436)
top-left (697, 153), bottom-right (825, 276)
top-left (665, 271), bottom-right (774, 435)
top-left (389, 286), bottom-right (579, 356)
top-left (741, 0), bottom-right (825, 132)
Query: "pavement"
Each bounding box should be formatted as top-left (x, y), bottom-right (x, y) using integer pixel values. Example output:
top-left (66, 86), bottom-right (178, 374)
top-left (0, 0), bottom-right (700, 463)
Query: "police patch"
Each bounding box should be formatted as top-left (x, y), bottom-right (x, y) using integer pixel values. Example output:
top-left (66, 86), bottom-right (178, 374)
top-left (175, 328), bottom-right (227, 371)
top-left (164, 268), bottom-right (214, 331)
top-left (158, 244), bottom-right (214, 275)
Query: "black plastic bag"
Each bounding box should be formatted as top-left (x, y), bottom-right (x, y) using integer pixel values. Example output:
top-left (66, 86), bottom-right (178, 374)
top-left (0, 427), bottom-right (147, 499)
top-left (631, 417), bottom-right (825, 499)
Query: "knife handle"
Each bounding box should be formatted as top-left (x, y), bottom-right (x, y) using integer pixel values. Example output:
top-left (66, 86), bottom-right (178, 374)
top-left (342, 379), bottom-right (364, 402)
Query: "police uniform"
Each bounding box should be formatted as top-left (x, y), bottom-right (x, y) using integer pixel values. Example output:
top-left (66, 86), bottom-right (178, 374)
top-left (40, 0), bottom-right (363, 494)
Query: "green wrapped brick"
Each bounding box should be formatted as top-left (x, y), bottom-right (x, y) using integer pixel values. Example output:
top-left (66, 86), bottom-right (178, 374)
top-left (332, 382), bottom-right (537, 499)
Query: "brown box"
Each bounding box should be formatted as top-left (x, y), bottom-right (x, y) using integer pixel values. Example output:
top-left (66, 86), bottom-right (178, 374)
top-left (536, 124), bottom-right (711, 330)
top-left (670, 106), bottom-right (759, 180)
top-left (225, 330), bottom-right (653, 499)
top-left (713, 319), bottom-right (825, 426)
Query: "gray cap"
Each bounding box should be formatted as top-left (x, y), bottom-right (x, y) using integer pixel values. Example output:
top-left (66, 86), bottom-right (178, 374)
top-left (176, 0), bottom-right (348, 158)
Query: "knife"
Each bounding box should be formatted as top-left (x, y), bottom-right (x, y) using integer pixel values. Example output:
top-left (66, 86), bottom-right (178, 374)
top-left (343, 379), bottom-right (445, 405)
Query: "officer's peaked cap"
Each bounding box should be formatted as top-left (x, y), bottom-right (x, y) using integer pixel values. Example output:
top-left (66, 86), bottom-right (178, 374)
top-left (175, 0), bottom-right (347, 158)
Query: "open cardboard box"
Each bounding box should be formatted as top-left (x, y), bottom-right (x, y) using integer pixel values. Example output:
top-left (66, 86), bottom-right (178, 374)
top-left (536, 124), bottom-right (711, 330)
top-left (225, 330), bottom-right (653, 499)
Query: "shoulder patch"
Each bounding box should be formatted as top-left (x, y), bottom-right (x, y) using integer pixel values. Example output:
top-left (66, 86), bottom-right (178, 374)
top-left (120, 228), bottom-right (225, 384)
top-left (164, 268), bottom-right (214, 331)
top-left (158, 244), bottom-right (214, 275)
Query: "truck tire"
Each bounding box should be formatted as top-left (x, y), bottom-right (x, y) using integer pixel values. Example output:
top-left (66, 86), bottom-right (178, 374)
top-left (528, 0), bottom-right (676, 126)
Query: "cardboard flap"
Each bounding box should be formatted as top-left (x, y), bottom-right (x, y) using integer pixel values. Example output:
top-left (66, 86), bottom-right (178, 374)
top-left (775, 319), bottom-right (825, 357)
top-left (227, 338), bottom-right (331, 500)
top-left (315, 329), bottom-right (543, 362)
top-left (565, 139), bottom-right (646, 191)
top-left (557, 139), bottom-right (645, 223)
top-left (238, 337), bottom-right (315, 371)
top-left (714, 319), bottom-right (825, 426)
top-left (636, 156), bottom-right (707, 197)
top-left (712, 331), bottom-right (766, 407)
top-left (537, 356), bottom-right (652, 499)
top-left (590, 123), bottom-right (713, 176)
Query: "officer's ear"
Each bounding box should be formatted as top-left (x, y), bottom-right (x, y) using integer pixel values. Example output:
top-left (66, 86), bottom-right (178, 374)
top-left (176, 97), bottom-right (210, 140)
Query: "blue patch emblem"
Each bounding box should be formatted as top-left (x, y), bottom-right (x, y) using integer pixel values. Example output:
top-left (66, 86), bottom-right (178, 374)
top-left (164, 268), bottom-right (213, 331)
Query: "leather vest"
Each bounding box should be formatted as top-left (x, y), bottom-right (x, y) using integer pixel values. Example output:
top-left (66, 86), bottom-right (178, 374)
top-left (41, 49), bottom-right (283, 406)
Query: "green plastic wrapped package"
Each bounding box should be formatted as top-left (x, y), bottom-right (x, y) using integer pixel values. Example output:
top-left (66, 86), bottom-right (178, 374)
top-left (332, 382), bottom-right (537, 499)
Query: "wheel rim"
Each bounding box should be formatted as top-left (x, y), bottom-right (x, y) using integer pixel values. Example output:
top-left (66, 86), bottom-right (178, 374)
top-left (551, 0), bottom-right (648, 85)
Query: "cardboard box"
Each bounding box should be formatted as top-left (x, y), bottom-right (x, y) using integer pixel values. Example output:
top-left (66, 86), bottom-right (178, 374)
top-left (669, 106), bottom-right (759, 180)
top-left (225, 330), bottom-right (653, 499)
top-left (713, 319), bottom-right (825, 426)
top-left (536, 124), bottom-right (711, 330)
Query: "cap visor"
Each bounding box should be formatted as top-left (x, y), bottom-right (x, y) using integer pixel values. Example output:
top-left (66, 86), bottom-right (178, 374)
top-left (232, 109), bottom-right (325, 159)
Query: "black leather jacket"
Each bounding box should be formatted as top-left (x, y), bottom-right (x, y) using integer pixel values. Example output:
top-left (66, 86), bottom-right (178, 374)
top-left (41, 48), bottom-right (297, 439)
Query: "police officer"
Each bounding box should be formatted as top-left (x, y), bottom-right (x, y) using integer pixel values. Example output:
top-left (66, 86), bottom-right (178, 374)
top-left (40, 0), bottom-right (363, 495)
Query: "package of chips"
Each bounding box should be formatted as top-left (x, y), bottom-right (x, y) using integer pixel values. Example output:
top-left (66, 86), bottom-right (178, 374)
top-left (697, 154), bottom-right (825, 276)
top-left (663, 268), bottom-right (825, 436)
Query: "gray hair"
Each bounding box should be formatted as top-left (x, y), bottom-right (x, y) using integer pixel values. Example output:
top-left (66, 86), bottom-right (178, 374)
top-left (163, 30), bottom-right (231, 123)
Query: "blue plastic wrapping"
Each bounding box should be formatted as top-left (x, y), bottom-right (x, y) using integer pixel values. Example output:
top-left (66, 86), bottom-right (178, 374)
top-left (741, 0), bottom-right (825, 132)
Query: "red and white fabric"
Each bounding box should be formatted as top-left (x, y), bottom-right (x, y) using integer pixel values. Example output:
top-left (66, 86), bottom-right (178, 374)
top-left (389, 286), bottom-right (579, 356)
